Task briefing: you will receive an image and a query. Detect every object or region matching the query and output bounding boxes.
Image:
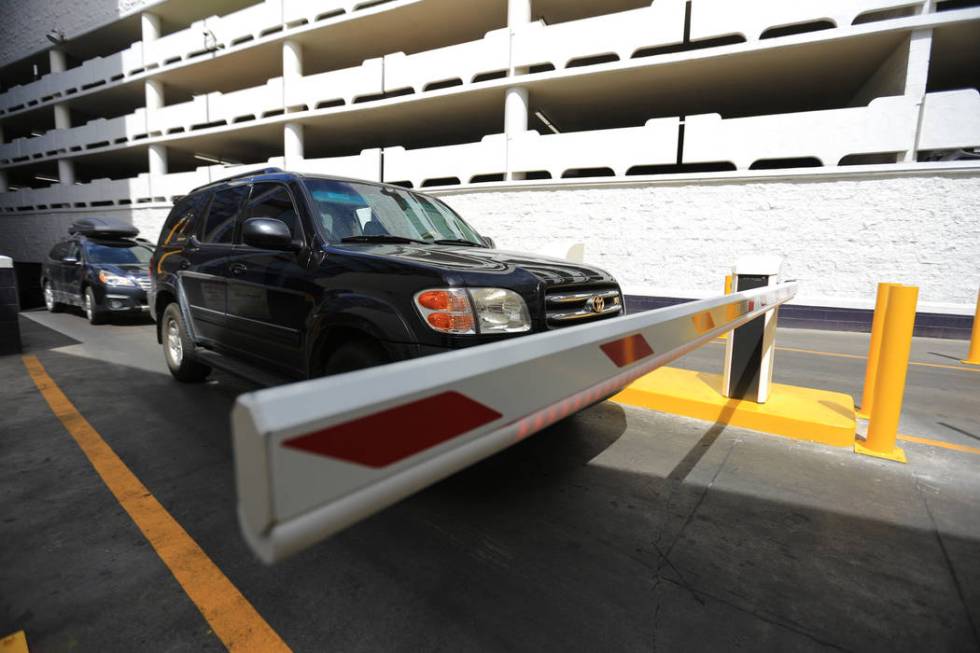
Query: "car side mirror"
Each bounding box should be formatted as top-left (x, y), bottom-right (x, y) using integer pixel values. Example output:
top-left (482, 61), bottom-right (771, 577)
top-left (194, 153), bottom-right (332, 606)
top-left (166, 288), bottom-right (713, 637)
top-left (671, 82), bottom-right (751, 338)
top-left (483, 237), bottom-right (496, 249)
top-left (242, 218), bottom-right (299, 251)
top-left (62, 256), bottom-right (79, 265)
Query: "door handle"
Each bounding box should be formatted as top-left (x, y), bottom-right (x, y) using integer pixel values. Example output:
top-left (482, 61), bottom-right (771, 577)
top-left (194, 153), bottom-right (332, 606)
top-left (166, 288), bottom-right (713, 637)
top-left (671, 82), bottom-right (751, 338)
top-left (229, 263), bottom-right (247, 276)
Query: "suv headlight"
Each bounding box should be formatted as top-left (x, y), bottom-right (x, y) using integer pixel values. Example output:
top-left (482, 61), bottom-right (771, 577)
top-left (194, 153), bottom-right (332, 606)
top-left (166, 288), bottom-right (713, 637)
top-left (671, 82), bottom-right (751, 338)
top-left (98, 270), bottom-right (136, 287)
top-left (415, 288), bottom-right (531, 335)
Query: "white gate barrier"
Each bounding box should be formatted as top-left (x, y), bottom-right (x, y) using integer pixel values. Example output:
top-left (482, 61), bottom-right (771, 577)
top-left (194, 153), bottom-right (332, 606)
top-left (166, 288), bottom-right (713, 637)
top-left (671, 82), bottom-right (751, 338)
top-left (233, 281), bottom-right (798, 563)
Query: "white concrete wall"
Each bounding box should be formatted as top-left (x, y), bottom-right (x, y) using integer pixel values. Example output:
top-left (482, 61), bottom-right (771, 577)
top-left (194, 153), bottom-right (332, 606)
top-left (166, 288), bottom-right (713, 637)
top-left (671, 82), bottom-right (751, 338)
top-left (439, 171), bottom-right (980, 313)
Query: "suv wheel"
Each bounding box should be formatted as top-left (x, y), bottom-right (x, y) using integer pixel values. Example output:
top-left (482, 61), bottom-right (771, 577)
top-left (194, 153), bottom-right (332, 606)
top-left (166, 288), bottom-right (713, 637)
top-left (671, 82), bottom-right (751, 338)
top-left (43, 282), bottom-right (64, 313)
top-left (323, 339), bottom-right (390, 376)
top-left (162, 303), bottom-right (211, 382)
top-left (84, 287), bottom-right (107, 325)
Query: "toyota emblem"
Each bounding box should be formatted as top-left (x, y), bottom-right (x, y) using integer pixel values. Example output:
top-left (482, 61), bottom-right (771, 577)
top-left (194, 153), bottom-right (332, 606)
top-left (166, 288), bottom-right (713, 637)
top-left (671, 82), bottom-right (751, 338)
top-left (588, 295), bottom-right (605, 314)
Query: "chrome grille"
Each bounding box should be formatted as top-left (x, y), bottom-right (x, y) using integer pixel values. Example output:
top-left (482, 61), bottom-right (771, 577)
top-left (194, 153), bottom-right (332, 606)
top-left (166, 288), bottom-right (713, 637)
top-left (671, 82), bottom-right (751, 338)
top-left (136, 277), bottom-right (152, 291)
top-left (545, 287), bottom-right (623, 328)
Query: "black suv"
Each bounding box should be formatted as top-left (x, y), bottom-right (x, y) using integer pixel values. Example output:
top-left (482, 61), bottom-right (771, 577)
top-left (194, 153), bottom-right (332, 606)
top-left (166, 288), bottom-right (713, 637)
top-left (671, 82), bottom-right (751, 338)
top-left (41, 218), bottom-right (154, 324)
top-left (149, 168), bottom-right (622, 383)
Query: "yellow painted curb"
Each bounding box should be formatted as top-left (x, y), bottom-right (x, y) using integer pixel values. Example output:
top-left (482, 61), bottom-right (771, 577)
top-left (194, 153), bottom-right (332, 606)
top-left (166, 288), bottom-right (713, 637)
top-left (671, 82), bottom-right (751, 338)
top-left (854, 441), bottom-right (908, 464)
top-left (0, 631), bottom-right (29, 653)
top-left (612, 366), bottom-right (856, 447)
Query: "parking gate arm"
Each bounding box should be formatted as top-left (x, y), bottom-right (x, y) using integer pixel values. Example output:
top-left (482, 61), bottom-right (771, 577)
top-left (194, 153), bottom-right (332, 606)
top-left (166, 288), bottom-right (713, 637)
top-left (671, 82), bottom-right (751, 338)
top-left (233, 281), bottom-right (798, 563)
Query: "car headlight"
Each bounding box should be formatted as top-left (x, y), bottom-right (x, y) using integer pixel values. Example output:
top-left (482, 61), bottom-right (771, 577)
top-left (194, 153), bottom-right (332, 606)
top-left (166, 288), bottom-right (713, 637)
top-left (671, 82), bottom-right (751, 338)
top-left (414, 288), bottom-right (531, 335)
top-left (98, 270), bottom-right (136, 287)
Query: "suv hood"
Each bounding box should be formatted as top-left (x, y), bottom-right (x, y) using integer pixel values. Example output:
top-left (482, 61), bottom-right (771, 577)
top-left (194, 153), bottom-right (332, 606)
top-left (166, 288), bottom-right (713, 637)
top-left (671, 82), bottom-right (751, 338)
top-left (329, 242), bottom-right (615, 287)
top-left (95, 263), bottom-right (149, 277)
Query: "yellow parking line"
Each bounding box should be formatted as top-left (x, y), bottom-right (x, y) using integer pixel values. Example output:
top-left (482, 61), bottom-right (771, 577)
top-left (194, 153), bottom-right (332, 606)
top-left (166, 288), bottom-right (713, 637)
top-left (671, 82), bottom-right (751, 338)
top-left (22, 355), bottom-right (290, 653)
top-left (0, 630), bottom-right (29, 653)
top-left (708, 340), bottom-right (980, 373)
top-left (898, 434), bottom-right (980, 456)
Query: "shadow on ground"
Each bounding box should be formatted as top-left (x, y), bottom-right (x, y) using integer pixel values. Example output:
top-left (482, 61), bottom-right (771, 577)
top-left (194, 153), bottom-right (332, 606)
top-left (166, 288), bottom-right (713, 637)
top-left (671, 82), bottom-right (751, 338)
top-left (1, 319), bottom-right (978, 652)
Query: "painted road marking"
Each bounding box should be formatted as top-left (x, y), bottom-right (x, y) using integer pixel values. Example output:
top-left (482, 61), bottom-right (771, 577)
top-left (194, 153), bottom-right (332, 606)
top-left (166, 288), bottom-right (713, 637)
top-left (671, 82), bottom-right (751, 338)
top-left (21, 355), bottom-right (290, 653)
top-left (0, 631), bottom-right (29, 653)
top-left (898, 434), bottom-right (980, 456)
top-left (708, 340), bottom-right (980, 373)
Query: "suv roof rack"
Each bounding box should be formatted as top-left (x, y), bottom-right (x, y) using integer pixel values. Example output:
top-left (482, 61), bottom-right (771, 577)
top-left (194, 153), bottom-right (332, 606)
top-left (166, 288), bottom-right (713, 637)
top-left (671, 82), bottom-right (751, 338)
top-left (189, 167), bottom-right (284, 193)
top-left (69, 217), bottom-right (139, 238)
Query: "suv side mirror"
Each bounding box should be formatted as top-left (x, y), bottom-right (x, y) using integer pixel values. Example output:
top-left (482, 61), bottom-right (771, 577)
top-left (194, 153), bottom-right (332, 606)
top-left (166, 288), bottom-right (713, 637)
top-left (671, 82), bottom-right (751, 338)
top-left (483, 237), bottom-right (496, 249)
top-left (242, 218), bottom-right (299, 251)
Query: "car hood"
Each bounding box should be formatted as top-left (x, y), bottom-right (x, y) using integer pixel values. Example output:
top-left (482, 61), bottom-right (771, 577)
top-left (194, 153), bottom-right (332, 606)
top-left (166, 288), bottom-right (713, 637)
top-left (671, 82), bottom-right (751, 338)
top-left (328, 242), bottom-right (615, 286)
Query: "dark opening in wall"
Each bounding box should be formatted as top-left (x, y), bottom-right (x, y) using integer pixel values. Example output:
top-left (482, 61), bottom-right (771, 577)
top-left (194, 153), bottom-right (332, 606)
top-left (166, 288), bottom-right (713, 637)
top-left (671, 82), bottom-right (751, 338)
top-left (473, 70), bottom-right (509, 83)
top-left (626, 162), bottom-right (738, 175)
top-left (839, 153), bottom-right (900, 166)
top-left (633, 35), bottom-right (745, 59)
top-left (421, 177), bottom-right (462, 187)
top-left (470, 173), bottom-right (506, 183)
top-left (561, 167), bottom-right (615, 179)
top-left (749, 157), bottom-right (822, 170)
top-left (918, 147), bottom-right (980, 162)
top-left (937, 0), bottom-right (980, 10)
top-left (927, 23), bottom-right (980, 94)
top-left (853, 7), bottom-right (919, 24)
top-left (566, 54), bottom-right (620, 68)
top-left (760, 20), bottom-right (836, 40)
top-left (424, 79), bottom-right (464, 92)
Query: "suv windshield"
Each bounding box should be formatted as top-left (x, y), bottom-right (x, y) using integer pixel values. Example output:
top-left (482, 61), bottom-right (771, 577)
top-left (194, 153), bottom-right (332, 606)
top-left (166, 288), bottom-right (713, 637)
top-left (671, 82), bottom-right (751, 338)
top-left (306, 179), bottom-right (484, 246)
top-left (85, 241), bottom-right (153, 265)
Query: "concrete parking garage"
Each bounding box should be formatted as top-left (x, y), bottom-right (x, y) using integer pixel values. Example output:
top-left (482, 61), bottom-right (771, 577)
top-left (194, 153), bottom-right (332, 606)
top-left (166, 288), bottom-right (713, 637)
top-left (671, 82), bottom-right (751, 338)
top-left (2, 311), bottom-right (978, 651)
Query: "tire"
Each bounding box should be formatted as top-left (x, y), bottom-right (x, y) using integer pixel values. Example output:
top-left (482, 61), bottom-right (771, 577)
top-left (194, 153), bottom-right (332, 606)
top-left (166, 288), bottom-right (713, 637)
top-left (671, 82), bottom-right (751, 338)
top-left (43, 281), bottom-right (64, 313)
top-left (84, 287), bottom-right (107, 325)
top-left (323, 339), bottom-right (390, 376)
top-left (161, 303), bottom-right (211, 382)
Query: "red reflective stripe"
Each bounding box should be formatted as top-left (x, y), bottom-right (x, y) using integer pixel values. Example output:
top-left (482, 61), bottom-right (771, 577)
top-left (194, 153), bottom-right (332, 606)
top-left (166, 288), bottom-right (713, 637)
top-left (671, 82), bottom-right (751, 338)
top-left (600, 333), bottom-right (654, 367)
top-left (282, 391), bottom-right (502, 468)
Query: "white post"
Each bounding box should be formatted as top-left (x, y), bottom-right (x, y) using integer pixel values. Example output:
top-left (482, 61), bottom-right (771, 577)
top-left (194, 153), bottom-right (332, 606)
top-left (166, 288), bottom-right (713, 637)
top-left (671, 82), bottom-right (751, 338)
top-left (505, 0), bottom-right (532, 182)
top-left (283, 40), bottom-right (303, 109)
top-left (53, 103), bottom-right (71, 130)
top-left (508, 0), bottom-right (532, 32)
top-left (145, 78), bottom-right (165, 112)
top-left (905, 28), bottom-right (933, 162)
top-left (149, 143), bottom-right (169, 177)
top-left (48, 48), bottom-right (67, 74)
top-left (141, 12), bottom-right (162, 42)
top-left (58, 158), bottom-right (75, 185)
top-left (505, 86), bottom-right (529, 181)
top-left (284, 122), bottom-right (304, 167)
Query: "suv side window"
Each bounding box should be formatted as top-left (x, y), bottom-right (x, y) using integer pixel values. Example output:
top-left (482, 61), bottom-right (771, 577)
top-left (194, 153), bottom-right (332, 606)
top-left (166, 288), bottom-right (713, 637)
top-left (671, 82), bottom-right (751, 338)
top-left (160, 193), bottom-right (209, 247)
top-left (245, 183), bottom-right (303, 241)
top-left (201, 186), bottom-right (248, 244)
top-left (65, 242), bottom-right (80, 262)
top-left (49, 242), bottom-right (68, 260)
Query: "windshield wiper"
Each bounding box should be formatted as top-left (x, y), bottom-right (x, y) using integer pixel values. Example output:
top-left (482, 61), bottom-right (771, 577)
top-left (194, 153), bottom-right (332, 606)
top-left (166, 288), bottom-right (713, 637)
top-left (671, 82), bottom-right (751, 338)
top-left (431, 239), bottom-right (484, 247)
top-left (340, 235), bottom-right (428, 244)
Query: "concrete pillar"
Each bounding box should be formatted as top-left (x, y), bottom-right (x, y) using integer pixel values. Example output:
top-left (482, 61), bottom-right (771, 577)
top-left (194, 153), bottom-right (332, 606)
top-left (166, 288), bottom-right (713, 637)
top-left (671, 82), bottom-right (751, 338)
top-left (283, 40), bottom-right (303, 108)
top-left (141, 12), bottom-right (162, 43)
top-left (149, 143), bottom-right (169, 177)
top-left (0, 170), bottom-right (8, 193)
top-left (53, 103), bottom-right (71, 130)
top-left (58, 158), bottom-right (75, 185)
top-left (505, 86), bottom-right (529, 181)
top-left (48, 48), bottom-right (67, 74)
top-left (145, 78), bottom-right (165, 112)
top-left (284, 122), bottom-right (304, 167)
top-left (508, 0), bottom-right (532, 30)
top-left (905, 28), bottom-right (934, 162)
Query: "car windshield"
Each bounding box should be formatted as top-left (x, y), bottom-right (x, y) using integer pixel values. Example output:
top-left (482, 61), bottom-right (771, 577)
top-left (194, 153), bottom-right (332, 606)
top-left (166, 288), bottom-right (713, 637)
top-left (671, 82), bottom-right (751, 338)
top-left (85, 241), bottom-right (153, 265)
top-left (305, 179), bottom-right (484, 246)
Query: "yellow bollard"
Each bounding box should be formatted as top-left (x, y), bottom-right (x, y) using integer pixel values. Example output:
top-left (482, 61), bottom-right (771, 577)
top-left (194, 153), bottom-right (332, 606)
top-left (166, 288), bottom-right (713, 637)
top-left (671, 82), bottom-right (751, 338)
top-left (962, 288), bottom-right (980, 366)
top-left (721, 275), bottom-right (734, 340)
top-left (858, 282), bottom-right (898, 419)
top-left (855, 285), bottom-right (918, 463)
